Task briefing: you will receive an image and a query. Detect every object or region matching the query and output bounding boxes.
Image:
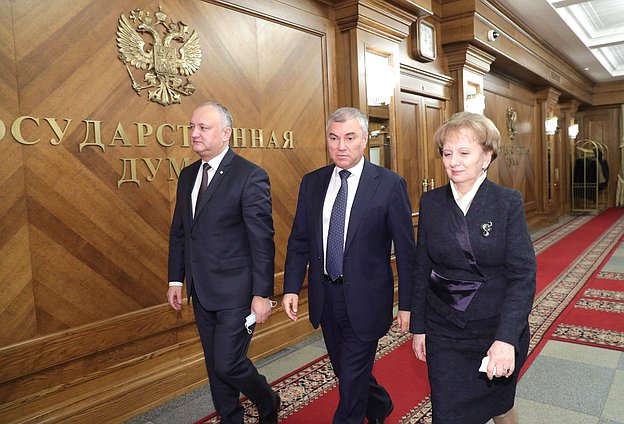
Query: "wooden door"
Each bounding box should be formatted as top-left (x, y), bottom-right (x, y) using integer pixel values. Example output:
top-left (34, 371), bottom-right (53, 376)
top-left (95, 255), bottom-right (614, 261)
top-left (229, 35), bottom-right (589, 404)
top-left (423, 97), bottom-right (447, 191)
top-left (398, 92), bottom-right (447, 212)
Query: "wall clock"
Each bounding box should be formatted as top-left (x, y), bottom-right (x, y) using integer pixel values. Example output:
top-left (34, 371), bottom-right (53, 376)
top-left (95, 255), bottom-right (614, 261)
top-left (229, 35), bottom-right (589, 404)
top-left (414, 19), bottom-right (436, 62)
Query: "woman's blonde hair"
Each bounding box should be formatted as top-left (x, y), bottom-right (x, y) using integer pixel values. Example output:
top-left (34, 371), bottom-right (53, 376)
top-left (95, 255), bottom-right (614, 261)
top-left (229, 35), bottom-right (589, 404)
top-left (433, 112), bottom-right (500, 162)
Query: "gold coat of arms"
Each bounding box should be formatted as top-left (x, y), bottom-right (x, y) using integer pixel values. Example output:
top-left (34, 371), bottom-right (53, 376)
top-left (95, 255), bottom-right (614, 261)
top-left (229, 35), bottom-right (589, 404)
top-left (116, 7), bottom-right (201, 106)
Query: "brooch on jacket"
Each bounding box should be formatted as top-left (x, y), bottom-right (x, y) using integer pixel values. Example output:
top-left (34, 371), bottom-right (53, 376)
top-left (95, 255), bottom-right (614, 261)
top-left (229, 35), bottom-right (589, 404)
top-left (481, 221), bottom-right (493, 237)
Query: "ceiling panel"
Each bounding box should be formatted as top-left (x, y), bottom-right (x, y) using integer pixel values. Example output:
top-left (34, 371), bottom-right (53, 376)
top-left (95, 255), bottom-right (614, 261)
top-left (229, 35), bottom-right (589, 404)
top-left (496, 0), bottom-right (624, 82)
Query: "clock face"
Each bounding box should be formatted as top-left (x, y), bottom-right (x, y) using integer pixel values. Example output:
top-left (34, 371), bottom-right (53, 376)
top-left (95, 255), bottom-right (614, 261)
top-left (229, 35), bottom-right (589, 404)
top-left (418, 21), bottom-right (435, 60)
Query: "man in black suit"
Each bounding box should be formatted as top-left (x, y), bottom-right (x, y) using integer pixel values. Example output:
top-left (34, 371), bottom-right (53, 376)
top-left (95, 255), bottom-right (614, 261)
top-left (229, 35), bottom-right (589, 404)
top-left (282, 107), bottom-right (415, 423)
top-left (167, 102), bottom-right (280, 424)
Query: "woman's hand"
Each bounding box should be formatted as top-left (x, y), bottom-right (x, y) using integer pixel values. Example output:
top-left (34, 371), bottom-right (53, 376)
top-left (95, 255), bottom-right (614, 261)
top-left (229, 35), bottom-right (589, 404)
top-left (412, 333), bottom-right (427, 362)
top-left (486, 340), bottom-right (515, 380)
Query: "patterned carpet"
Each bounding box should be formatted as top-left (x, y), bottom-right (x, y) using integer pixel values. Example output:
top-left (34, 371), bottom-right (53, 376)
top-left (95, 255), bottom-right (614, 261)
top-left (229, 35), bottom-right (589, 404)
top-left (551, 240), bottom-right (624, 350)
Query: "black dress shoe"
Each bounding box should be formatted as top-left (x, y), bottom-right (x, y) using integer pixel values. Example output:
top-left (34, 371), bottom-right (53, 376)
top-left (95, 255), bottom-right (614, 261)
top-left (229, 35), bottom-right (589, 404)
top-left (258, 392), bottom-right (281, 424)
top-left (367, 400), bottom-right (394, 424)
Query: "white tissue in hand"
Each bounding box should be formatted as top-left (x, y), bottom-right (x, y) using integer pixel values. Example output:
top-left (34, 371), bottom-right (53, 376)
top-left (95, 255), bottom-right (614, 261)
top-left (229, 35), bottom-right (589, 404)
top-left (479, 356), bottom-right (496, 374)
top-left (244, 313), bottom-right (256, 334)
top-left (245, 313), bottom-right (256, 327)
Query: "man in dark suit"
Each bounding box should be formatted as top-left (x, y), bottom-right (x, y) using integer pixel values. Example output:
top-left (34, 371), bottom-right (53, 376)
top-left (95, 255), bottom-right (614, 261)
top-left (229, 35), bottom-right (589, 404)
top-left (167, 102), bottom-right (280, 424)
top-left (282, 107), bottom-right (415, 423)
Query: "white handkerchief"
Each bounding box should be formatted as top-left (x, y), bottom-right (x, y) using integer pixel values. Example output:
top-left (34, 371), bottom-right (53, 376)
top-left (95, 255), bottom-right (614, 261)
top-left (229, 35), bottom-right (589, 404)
top-left (245, 313), bottom-right (256, 334)
top-left (479, 356), bottom-right (497, 374)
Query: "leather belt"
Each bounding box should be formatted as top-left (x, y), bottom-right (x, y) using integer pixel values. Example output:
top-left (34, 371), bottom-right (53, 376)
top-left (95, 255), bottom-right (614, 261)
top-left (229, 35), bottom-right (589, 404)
top-left (323, 275), bottom-right (343, 284)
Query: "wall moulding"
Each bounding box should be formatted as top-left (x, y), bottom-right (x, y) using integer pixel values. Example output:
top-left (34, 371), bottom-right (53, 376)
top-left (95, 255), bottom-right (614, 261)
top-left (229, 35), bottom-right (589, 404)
top-left (400, 63), bottom-right (453, 99)
top-left (334, 0), bottom-right (432, 42)
top-left (0, 292), bottom-right (317, 423)
top-left (444, 42), bottom-right (495, 75)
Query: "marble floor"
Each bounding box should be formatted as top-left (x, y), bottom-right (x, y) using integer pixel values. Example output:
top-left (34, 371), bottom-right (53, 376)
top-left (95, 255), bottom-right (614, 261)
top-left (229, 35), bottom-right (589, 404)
top-left (127, 219), bottom-right (624, 424)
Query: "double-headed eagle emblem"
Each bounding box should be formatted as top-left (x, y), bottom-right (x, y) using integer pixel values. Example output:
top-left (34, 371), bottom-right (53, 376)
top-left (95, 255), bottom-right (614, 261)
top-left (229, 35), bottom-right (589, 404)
top-left (116, 7), bottom-right (201, 106)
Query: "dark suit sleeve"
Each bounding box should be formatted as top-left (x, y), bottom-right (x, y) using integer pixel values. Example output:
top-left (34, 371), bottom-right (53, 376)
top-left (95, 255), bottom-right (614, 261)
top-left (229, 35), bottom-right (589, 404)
top-left (168, 169), bottom-right (189, 283)
top-left (283, 176), bottom-right (311, 295)
top-left (242, 167), bottom-right (275, 297)
top-left (496, 191), bottom-right (536, 346)
top-left (410, 192), bottom-right (432, 334)
top-left (388, 176), bottom-right (416, 311)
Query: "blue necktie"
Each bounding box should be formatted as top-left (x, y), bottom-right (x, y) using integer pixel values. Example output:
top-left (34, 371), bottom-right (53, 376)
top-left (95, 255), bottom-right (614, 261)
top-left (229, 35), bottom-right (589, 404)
top-left (326, 169), bottom-right (350, 280)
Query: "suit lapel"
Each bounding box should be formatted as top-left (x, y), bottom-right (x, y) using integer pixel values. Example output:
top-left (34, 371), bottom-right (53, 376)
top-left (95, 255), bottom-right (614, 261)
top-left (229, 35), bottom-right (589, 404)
top-left (313, 166), bottom-right (334, 257)
top-left (345, 160), bottom-right (380, 252)
top-left (184, 160), bottom-right (202, 224)
top-left (194, 148), bottom-right (235, 221)
top-left (465, 178), bottom-right (491, 218)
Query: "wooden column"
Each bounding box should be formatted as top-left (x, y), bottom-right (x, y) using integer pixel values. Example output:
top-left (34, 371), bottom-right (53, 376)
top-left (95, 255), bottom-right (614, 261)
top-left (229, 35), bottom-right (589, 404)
top-left (559, 100), bottom-right (581, 214)
top-left (444, 43), bottom-right (495, 114)
top-left (536, 87), bottom-right (562, 223)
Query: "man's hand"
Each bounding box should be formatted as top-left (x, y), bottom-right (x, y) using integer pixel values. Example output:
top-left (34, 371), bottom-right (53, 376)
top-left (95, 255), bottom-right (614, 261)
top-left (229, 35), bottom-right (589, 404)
top-left (251, 296), bottom-right (272, 324)
top-left (396, 310), bottom-right (410, 333)
top-left (167, 286), bottom-right (183, 311)
top-left (282, 293), bottom-right (299, 321)
top-left (412, 333), bottom-right (426, 362)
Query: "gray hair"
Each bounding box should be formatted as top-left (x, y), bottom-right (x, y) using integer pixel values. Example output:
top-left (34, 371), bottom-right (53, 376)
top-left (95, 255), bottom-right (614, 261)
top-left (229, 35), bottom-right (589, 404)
top-left (326, 107), bottom-right (368, 136)
top-left (434, 111), bottom-right (500, 162)
top-left (197, 102), bottom-right (233, 129)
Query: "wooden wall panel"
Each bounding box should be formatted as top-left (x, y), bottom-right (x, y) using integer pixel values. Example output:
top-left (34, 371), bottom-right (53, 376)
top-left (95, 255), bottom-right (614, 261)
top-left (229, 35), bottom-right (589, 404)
top-left (484, 73), bottom-right (539, 219)
top-left (1, 0), bottom-right (331, 342)
top-left (0, 0), bottom-right (37, 346)
top-left (0, 0), bottom-right (332, 421)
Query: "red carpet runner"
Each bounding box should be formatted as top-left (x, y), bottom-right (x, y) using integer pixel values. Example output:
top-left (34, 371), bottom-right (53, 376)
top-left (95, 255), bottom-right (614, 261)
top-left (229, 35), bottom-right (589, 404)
top-left (550, 238), bottom-right (624, 351)
top-left (197, 208), bottom-right (624, 424)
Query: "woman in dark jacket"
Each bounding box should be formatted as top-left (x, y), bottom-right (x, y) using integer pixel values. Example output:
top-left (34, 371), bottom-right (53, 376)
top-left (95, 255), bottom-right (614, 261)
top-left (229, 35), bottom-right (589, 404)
top-left (411, 112), bottom-right (536, 424)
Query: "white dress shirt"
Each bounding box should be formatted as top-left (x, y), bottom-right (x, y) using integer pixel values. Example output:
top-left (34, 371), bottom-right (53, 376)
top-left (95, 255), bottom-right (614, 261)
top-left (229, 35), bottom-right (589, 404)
top-left (322, 157), bottom-right (365, 274)
top-left (450, 170), bottom-right (487, 215)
